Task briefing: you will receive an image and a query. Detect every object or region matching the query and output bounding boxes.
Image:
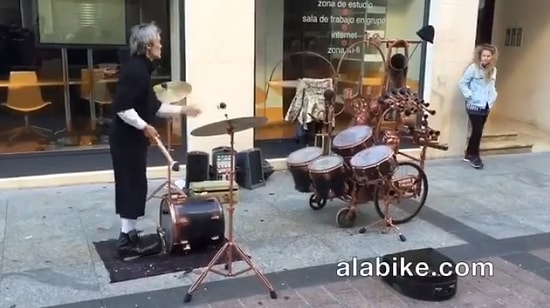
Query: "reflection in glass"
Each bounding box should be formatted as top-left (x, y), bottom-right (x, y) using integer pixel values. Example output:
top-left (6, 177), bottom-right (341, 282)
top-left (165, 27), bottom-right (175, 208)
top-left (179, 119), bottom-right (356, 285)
top-left (0, 0), bottom-right (174, 155)
top-left (254, 0), bottom-right (427, 149)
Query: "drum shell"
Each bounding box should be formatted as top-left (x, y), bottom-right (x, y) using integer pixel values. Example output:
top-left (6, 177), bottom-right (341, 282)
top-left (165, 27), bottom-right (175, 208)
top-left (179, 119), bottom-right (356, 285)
top-left (309, 164), bottom-right (348, 200)
top-left (352, 156), bottom-right (397, 182)
top-left (160, 195), bottom-right (225, 252)
top-left (288, 163), bottom-right (315, 193)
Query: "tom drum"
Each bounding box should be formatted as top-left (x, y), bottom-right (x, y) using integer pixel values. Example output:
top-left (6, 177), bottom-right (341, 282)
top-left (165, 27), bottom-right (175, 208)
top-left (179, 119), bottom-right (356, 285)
top-left (350, 145), bottom-right (397, 182)
top-left (308, 154), bottom-right (348, 200)
top-left (286, 146), bottom-right (323, 193)
top-left (159, 194), bottom-right (225, 253)
top-left (332, 125), bottom-right (374, 163)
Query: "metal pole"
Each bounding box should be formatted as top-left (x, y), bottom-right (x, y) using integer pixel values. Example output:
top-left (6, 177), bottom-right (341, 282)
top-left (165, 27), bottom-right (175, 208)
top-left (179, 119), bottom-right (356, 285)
top-left (61, 48), bottom-right (71, 133)
top-left (87, 48), bottom-right (97, 131)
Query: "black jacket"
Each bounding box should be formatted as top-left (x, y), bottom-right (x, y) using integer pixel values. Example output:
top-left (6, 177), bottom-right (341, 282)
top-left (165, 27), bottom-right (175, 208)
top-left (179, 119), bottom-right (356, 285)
top-left (110, 55), bottom-right (162, 147)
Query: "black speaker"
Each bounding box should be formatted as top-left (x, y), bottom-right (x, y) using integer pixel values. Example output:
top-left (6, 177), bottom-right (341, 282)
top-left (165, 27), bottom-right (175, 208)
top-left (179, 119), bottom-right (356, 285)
top-left (381, 248), bottom-right (458, 301)
top-left (236, 148), bottom-right (265, 190)
top-left (185, 151), bottom-right (210, 189)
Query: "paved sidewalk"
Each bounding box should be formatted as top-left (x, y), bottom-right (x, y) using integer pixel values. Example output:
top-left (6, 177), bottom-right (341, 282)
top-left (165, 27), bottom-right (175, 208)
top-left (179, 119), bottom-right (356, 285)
top-left (1, 152), bottom-right (550, 307)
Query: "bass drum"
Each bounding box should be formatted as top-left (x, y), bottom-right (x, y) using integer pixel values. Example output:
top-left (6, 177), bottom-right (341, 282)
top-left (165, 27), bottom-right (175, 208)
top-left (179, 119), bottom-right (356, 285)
top-left (159, 194), bottom-right (225, 254)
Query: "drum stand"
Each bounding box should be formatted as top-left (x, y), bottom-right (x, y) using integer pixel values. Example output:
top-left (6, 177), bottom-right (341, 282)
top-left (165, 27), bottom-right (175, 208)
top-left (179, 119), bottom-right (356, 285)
top-left (183, 126), bottom-right (277, 303)
top-left (358, 182), bottom-right (406, 241)
top-left (147, 118), bottom-right (185, 201)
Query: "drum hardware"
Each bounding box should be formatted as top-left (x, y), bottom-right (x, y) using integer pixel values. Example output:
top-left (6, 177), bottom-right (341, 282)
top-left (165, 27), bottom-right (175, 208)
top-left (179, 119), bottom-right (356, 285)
top-left (358, 181), bottom-right (407, 242)
top-left (183, 108), bottom-right (276, 303)
top-left (285, 26), bottom-right (445, 231)
top-left (148, 81), bottom-right (192, 201)
top-left (148, 135), bottom-right (186, 201)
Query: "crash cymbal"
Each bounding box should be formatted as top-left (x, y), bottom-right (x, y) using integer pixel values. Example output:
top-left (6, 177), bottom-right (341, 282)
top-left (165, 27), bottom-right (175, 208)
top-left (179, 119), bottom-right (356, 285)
top-left (154, 81), bottom-right (192, 104)
top-left (191, 116), bottom-right (268, 137)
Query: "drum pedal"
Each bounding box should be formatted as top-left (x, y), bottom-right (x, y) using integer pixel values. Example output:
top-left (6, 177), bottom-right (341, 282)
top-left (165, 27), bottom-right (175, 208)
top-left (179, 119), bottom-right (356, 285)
top-left (157, 226), bottom-right (168, 254)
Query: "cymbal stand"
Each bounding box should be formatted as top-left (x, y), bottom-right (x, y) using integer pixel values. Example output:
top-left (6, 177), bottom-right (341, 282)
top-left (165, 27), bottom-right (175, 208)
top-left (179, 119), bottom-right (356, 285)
top-left (183, 124), bottom-right (277, 303)
top-left (147, 118), bottom-right (184, 201)
top-left (358, 179), bottom-right (406, 241)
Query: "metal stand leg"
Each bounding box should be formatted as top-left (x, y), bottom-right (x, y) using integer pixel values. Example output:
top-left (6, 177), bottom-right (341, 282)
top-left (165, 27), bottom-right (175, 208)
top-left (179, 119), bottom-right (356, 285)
top-left (183, 127), bottom-right (277, 303)
top-left (358, 193), bottom-right (406, 242)
top-left (147, 118), bottom-right (184, 200)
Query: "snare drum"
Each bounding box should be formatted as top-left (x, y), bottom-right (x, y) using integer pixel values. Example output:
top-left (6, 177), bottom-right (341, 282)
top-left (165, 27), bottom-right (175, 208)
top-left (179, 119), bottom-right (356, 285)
top-left (286, 146), bottom-right (323, 193)
top-left (308, 155), bottom-right (348, 200)
top-left (332, 125), bottom-right (374, 162)
top-left (350, 145), bottom-right (397, 182)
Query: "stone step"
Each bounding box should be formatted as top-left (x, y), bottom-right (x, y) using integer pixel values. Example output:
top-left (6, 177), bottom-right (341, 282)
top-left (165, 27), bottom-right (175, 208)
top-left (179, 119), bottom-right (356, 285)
top-left (480, 140), bottom-right (533, 156)
top-left (481, 132), bottom-right (518, 142)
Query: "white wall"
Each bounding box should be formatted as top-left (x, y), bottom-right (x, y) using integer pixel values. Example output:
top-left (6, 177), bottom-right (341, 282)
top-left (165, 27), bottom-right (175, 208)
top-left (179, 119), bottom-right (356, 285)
top-left (491, 0), bottom-right (550, 133)
top-left (184, 0), bottom-right (256, 153)
top-left (422, 0), bottom-right (479, 158)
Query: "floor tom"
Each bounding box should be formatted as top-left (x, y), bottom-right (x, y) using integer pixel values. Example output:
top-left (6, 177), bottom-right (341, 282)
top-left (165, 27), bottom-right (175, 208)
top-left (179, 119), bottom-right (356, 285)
top-left (350, 145), bottom-right (397, 182)
top-left (159, 195), bottom-right (225, 253)
top-left (308, 154), bottom-right (348, 200)
top-left (286, 146), bottom-right (323, 193)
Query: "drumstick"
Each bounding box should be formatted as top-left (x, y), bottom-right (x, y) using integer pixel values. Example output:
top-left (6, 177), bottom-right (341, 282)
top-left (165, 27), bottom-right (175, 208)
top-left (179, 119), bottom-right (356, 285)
top-left (153, 136), bottom-right (180, 172)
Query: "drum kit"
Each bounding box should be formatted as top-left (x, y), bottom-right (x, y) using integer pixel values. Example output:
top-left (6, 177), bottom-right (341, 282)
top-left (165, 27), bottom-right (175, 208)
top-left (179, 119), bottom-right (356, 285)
top-left (149, 86), bottom-right (277, 303)
top-left (285, 25), bottom-right (448, 241)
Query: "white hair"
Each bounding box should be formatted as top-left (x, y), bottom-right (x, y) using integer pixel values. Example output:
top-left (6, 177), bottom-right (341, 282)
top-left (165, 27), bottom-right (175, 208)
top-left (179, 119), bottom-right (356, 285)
top-left (129, 22), bottom-right (161, 56)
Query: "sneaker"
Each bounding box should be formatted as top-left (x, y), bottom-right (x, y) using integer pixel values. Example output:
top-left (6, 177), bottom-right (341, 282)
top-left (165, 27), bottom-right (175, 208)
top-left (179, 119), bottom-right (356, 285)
top-left (117, 230), bottom-right (161, 260)
top-left (470, 157), bottom-right (484, 169)
top-left (463, 154), bottom-right (475, 162)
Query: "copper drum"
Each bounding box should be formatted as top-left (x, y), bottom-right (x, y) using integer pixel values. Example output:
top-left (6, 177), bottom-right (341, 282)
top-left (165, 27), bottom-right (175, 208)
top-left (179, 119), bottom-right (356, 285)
top-left (332, 125), bottom-right (374, 163)
top-left (159, 195), bottom-right (225, 253)
top-left (383, 130), bottom-right (401, 153)
top-left (350, 145), bottom-right (397, 182)
top-left (286, 146), bottom-right (323, 193)
top-left (308, 155), bottom-right (348, 200)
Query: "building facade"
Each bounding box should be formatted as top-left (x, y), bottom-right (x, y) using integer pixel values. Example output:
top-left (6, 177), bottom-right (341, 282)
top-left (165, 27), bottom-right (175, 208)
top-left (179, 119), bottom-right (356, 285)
top-left (1, 0), bottom-right (506, 183)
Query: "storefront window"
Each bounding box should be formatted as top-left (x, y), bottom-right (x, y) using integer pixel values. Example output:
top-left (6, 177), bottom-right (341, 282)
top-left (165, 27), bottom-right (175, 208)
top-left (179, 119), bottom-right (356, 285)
top-left (254, 0), bottom-right (428, 157)
top-left (0, 0), bottom-right (174, 155)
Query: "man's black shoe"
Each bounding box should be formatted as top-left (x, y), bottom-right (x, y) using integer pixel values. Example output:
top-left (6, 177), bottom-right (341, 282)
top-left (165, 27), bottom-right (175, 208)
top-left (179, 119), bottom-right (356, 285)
top-left (117, 230), bottom-right (161, 260)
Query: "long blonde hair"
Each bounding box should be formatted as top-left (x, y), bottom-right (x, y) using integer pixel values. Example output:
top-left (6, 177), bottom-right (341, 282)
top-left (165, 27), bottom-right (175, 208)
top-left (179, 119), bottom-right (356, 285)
top-left (472, 43), bottom-right (498, 81)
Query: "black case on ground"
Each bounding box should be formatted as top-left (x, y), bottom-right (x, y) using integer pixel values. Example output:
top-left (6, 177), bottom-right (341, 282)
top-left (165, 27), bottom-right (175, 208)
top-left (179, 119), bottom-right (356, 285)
top-left (381, 248), bottom-right (458, 301)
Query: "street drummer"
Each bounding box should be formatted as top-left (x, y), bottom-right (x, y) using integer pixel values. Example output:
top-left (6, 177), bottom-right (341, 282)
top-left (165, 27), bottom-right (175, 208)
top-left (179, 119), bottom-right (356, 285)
top-left (109, 21), bottom-right (201, 259)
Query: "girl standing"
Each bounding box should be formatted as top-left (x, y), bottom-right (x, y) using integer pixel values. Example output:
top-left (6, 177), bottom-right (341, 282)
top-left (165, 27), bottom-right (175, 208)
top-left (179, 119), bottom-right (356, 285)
top-left (458, 44), bottom-right (498, 169)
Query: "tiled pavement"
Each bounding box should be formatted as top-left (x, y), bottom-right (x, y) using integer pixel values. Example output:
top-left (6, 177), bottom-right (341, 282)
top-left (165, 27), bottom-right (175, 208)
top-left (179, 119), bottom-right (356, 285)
top-left (1, 152), bottom-right (550, 307)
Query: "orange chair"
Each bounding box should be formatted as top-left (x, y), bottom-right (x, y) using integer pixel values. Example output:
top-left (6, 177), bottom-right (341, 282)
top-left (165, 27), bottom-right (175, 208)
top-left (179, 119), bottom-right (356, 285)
top-left (1, 71), bottom-right (52, 145)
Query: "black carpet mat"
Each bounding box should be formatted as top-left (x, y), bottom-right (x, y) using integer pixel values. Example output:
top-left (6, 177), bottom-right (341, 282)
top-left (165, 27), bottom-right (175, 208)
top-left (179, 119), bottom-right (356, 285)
top-left (93, 234), bottom-right (242, 283)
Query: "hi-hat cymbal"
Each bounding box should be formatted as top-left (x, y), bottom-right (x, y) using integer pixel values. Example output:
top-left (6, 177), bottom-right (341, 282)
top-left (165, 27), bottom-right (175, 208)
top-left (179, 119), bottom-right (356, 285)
top-left (191, 117), bottom-right (268, 137)
top-left (154, 81), bottom-right (192, 104)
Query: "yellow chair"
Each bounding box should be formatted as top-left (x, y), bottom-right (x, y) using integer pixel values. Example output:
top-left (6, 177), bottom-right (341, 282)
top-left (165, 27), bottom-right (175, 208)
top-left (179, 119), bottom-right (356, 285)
top-left (1, 71), bottom-right (52, 144)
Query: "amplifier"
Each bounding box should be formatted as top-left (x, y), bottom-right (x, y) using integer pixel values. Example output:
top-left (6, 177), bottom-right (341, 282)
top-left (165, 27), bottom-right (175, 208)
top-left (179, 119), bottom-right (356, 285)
top-left (381, 248), bottom-right (458, 301)
top-left (211, 146), bottom-right (235, 181)
top-left (236, 148), bottom-right (265, 190)
top-left (185, 151), bottom-right (210, 189)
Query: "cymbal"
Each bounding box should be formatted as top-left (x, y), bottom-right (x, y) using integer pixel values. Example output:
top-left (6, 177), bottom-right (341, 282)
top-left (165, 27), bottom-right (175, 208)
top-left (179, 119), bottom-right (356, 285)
top-left (191, 116), bottom-right (268, 137)
top-left (154, 81), bottom-right (192, 104)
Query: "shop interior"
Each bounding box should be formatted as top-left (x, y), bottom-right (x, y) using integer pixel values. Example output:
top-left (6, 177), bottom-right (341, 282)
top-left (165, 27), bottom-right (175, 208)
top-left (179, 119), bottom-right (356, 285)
top-left (0, 0), bottom-right (176, 155)
top-left (254, 0), bottom-right (427, 156)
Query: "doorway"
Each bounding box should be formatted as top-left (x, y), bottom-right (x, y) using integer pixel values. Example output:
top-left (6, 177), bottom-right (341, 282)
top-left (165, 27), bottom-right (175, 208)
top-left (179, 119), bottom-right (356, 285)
top-left (475, 0), bottom-right (496, 45)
